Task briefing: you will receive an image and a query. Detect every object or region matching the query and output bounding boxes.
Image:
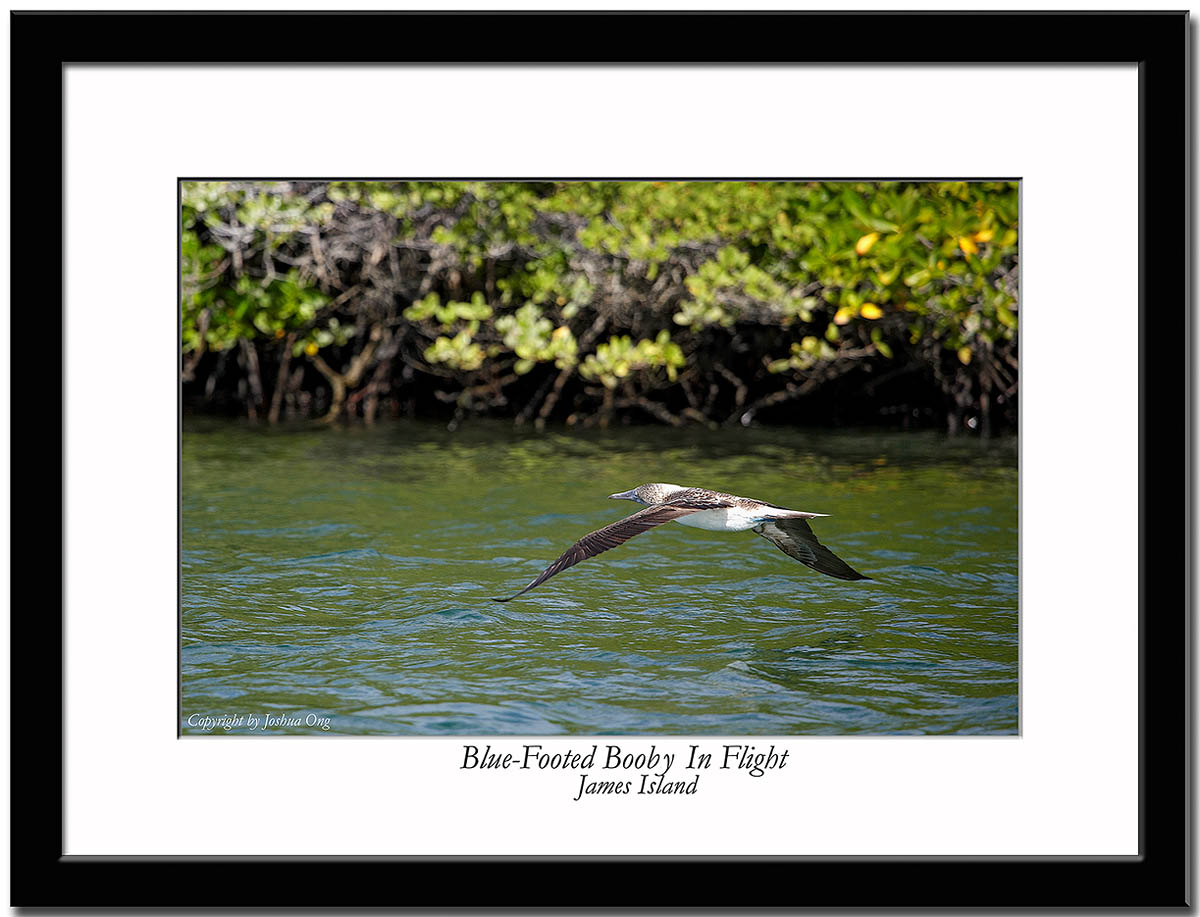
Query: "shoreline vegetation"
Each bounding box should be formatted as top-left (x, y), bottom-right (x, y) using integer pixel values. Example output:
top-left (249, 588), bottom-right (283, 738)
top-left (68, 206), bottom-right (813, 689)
top-left (182, 180), bottom-right (1018, 434)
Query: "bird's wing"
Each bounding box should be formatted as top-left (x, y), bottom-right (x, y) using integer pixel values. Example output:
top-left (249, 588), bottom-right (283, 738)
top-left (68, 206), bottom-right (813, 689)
top-left (754, 517), bottom-right (870, 581)
top-left (493, 496), bottom-right (726, 602)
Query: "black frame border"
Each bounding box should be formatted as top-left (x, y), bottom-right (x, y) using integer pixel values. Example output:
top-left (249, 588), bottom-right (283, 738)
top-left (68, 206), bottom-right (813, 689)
top-left (11, 9), bottom-right (1187, 908)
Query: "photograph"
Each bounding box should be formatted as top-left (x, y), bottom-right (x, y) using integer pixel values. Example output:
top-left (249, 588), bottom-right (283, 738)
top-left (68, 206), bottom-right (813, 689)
top-left (180, 179), bottom-right (1019, 737)
top-left (24, 4), bottom-right (1176, 901)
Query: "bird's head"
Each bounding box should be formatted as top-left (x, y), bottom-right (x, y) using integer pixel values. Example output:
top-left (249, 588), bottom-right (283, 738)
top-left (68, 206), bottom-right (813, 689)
top-left (608, 483), bottom-right (687, 505)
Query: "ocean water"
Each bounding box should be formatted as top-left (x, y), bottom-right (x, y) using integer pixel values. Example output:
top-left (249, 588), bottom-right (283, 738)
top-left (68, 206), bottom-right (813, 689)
top-left (181, 419), bottom-right (1018, 736)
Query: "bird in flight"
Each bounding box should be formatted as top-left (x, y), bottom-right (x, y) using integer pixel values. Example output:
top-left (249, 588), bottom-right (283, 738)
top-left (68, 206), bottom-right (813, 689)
top-left (494, 483), bottom-right (870, 602)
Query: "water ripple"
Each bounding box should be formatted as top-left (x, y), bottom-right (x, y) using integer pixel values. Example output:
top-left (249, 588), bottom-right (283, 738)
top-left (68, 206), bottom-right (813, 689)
top-left (182, 420), bottom-right (1018, 736)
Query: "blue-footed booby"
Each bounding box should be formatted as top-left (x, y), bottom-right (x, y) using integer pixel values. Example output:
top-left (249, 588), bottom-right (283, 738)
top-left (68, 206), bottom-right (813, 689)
top-left (494, 483), bottom-right (870, 602)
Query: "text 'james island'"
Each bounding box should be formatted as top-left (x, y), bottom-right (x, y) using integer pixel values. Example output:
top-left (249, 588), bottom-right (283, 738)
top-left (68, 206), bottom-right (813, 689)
top-left (461, 743), bottom-right (789, 800)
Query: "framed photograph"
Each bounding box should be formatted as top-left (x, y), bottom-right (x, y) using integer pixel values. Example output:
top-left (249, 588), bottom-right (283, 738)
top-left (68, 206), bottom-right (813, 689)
top-left (15, 8), bottom-right (1184, 907)
top-left (179, 176), bottom-right (1020, 743)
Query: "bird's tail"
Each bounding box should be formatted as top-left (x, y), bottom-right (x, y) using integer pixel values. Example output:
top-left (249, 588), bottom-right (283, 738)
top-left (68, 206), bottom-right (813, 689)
top-left (760, 509), bottom-right (829, 521)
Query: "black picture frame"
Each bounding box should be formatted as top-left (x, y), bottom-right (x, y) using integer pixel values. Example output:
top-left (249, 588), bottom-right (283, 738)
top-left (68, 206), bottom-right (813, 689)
top-left (12, 9), bottom-right (1186, 907)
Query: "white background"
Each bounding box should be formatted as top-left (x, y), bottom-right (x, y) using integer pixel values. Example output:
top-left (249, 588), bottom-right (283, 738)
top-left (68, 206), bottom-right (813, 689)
top-left (1, 0), bottom-right (1184, 908)
top-left (61, 63), bottom-right (1138, 857)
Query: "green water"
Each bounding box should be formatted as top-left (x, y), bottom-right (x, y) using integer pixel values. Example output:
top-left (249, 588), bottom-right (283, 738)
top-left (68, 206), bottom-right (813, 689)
top-left (181, 419), bottom-right (1018, 736)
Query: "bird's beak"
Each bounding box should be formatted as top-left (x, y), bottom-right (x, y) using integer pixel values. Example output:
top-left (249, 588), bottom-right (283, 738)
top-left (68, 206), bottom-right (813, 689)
top-left (609, 489), bottom-right (636, 501)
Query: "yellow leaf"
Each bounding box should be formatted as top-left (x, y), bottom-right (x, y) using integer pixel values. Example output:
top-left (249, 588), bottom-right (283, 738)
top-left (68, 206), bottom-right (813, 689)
top-left (974, 228), bottom-right (995, 243)
top-left (958, 236), bottom-right (979, 255)
top-left (305, 342), bottom-right (319, 356)
top-left (855, 232), bottom-right (880, 255)
top-left (860, 303), bottom-right (883, 320)
top-left (833, 306), bottom-right (854, 326)
top-left (957, 346), bottom-right (972, 365)
top-left (552, 325), bottom-right (570, 340)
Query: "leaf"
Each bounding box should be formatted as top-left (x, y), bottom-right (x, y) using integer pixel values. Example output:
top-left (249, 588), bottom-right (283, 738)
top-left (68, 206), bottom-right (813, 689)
top-left (957, 345), bottom-right (972, 365)
top-left (958, 236), bottom-right (979, 256)
top-left (860, 303), bottom-right (883, 320)
top-left (855, 232), bottom-right (881, 255)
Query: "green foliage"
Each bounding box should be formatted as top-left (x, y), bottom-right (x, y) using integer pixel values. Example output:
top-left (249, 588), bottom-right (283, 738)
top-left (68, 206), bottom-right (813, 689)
top-left (182, 179), bottom-right (1018, 430)
top-left (404, 291), bottom-right (493, 327)
top-left (424, 329), bottom-right (486, 371)
top-left (494, 303), bottom-right (577, 374)
top-left (580, 331), bottom-right (686, 389)
top-left (547, 180), bottom-right (1018, 365)
top-left (767, 335), bottom-right (838, 374)
top-left (181, 182), bottom-right (337, 357)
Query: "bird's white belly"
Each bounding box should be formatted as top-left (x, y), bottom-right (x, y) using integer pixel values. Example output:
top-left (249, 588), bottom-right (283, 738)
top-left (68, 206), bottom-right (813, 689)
top-left (674, 507), bottom-right (762, 532)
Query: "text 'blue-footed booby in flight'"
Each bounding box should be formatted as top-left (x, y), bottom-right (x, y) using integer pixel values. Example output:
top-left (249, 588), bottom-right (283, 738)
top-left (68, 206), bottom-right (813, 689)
top-left (493, 483), bottom-right (870, 602)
